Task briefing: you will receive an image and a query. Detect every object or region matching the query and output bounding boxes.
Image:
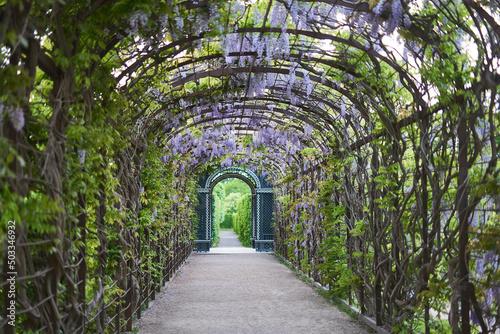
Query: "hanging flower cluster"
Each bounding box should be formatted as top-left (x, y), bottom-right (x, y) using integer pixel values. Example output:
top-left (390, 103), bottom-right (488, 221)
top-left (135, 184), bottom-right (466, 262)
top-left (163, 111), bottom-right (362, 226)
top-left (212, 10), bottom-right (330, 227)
top-left (162, 102), bottom-right (325, 184)
top-left (0, 102), bottom-right (25, 132)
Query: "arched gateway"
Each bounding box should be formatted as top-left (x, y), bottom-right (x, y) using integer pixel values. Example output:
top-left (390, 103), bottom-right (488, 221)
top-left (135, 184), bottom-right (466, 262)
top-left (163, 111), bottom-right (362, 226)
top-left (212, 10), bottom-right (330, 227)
top-left (194, 167), bottom-right (274, 252)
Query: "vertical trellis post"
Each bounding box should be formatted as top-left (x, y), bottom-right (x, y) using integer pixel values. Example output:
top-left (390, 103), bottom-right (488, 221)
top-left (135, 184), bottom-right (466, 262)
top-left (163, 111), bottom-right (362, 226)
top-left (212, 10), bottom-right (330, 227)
top-left (252, 193), bottom-right (256, 248)
top-left (419, 116), bottom-right (430, 334)
top-left (162, 233), bottom-right (167, 285)
top-left (76, 191), bottom-right (87, 334)
top-left (125, 268), bottom-right (133, 331)
top-left (115, 299), bottom-right (121, 334)
top-left (357, 167), bottom-right (366, 314)
top-left (137, 225), bottom-right (144, 321)
top-left (457, 98), bottom-right (470, 333)
top-left (370, 145), bottom-right (383, 326)
top-left (343, 162), bottom-right (354, 305)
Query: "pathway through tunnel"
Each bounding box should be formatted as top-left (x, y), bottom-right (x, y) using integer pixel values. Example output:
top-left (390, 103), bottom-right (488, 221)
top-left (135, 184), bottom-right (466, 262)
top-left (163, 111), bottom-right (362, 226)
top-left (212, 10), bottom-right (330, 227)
top-left (211, 177), bottom-right (254, 251)
top-left (136, 251), bottom-right (370, 334)
top-left (211, 229), bottom-right (256, 253)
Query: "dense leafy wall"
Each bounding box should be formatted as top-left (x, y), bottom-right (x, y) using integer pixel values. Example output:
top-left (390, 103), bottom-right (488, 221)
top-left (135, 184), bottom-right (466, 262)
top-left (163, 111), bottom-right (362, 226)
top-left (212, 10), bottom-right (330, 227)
top-left (275, 124), bottom-right (499, 332)
top-left (233, 193), bottom-right (253, 247)
top-left (0, 0), bottom-right (200, 332)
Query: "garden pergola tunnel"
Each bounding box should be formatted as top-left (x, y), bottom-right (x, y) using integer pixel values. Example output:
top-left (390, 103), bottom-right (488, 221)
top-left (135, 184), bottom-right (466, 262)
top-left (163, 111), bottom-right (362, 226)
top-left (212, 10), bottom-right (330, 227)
top-left (1, 0), bottom-right (499, 333)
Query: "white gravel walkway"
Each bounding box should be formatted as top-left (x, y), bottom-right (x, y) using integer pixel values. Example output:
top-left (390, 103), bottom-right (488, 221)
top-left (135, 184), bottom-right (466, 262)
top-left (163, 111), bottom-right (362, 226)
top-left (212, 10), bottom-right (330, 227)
top-left (136, 231), bottom-right (370, 334)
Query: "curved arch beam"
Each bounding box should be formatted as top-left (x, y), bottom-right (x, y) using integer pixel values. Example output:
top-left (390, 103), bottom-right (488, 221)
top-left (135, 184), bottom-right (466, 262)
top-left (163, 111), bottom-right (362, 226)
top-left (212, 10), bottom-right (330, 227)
top-left (205, 167), bottom-right (263, 189)
top-left (209, 173), bottom-right (257, 195)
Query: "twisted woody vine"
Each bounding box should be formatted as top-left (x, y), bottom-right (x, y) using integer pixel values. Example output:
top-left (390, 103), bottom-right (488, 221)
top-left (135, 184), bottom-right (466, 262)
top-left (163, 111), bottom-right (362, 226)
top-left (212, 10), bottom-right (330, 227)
top-left (0, 0), bottom-right (499, 333)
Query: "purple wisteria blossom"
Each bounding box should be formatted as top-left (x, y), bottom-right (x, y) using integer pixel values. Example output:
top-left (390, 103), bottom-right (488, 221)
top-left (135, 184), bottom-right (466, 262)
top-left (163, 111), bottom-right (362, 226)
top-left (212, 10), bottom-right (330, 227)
top-left (221, 157), bottom-right (232, 167)
top-left (304, 124), bottom-right (313, 137)
top-left (9, 107), bottom-right (24, 132)
top-left (388, 0), bottom-right (403, 34)
top-left (373, 0), bottom-right (386, 16)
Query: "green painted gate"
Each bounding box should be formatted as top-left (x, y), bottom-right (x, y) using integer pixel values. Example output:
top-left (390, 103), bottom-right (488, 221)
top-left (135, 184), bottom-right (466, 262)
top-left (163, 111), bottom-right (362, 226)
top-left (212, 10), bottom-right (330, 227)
top-left (194, 167), bottom-right (274, 252)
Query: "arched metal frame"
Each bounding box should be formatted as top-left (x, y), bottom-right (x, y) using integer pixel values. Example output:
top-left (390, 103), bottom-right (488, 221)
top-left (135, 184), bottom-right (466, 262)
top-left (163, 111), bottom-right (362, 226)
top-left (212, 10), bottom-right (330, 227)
top-left (195, 167), bottom-right (274, 252)
top-left (205, 167), bottom-right (262, 189)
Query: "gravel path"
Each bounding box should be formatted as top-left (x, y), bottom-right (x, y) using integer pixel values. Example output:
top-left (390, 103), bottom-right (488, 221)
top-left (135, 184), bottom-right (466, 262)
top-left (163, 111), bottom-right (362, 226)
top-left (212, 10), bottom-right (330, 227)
top-left (136, 231), bottom-right (369, 334)
top-left (216, 230), bottom-right (244, 247)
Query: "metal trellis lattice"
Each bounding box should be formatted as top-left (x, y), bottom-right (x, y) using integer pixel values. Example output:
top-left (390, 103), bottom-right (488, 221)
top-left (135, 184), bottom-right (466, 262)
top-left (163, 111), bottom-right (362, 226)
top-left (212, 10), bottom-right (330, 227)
top-left (195, 167), bottom-right (274, 252)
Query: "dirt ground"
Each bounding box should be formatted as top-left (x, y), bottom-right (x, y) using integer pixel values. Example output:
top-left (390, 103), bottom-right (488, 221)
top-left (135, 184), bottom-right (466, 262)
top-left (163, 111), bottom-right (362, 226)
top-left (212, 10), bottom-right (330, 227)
top-left (136, 231), bottom-right (370, 334)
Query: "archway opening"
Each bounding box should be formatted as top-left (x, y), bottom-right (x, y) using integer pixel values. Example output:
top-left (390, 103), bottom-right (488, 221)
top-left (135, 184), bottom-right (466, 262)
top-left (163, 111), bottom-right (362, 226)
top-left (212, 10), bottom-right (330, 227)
top-left (212, 178), bottom-right (252, 247)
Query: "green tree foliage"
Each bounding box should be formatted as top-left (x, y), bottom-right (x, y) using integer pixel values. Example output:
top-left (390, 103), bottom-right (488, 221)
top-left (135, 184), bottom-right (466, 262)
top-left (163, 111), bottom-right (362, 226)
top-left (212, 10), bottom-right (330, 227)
top-left (0, 0), bottom-right (202, 331)
top-left (222, 192), bottom-right (244, 228)
top-left (211, 182), bottom-right (225, 246)
top-left (224, 179), bottom-right (251, 197)
top-left (212, 178), bottom-right (251, 230)
top-left (233, 194), bottom-right (252, 247)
